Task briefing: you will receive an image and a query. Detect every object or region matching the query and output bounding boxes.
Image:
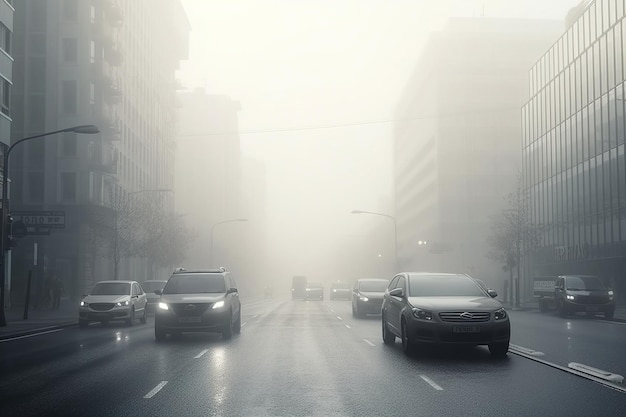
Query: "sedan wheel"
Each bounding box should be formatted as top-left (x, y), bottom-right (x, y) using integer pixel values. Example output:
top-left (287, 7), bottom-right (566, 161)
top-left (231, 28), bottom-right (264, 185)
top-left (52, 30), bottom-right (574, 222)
top-left (234, 312), bottom-right (241, 335)
top-left (222, 312), bottom-right (233, 340)
top-left (140, 307), bottom-right (147, 324)
top-left (155, 326), bottom-right (166, 341)
top-left (382, 315), bottom-right (395, 345)
top-left (126, 308), bottom-right (135, 326)
top-left (488, 340), bottom-right (509, 358)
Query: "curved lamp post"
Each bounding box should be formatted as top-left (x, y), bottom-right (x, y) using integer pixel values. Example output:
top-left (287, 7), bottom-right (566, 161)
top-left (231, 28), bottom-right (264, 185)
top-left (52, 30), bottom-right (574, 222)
top-left (0, 125), bottom-right (99, 326)
top-left (351, 209), bottom-right (398, 271)
top-left (210, 218), bottom-right (248, 266)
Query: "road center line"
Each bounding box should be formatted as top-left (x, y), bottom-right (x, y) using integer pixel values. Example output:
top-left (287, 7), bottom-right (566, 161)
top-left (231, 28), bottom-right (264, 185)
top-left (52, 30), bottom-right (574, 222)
top-left (0, 328), bottom-right (64, 342)
top-left (144, 381), bottom-right (168, 399)
top-left (194, 349), bottom-right (209, 358)
top-left (345, 324), bottom-right (351, 329)
top-left (241, 322), bottom-right (247, 328)
top-left (420, 375), bottom-right (444, 391)
top-left (336, 316), bottom-right (343, 321)
top-left (363, 339), bottom-right (375, 347)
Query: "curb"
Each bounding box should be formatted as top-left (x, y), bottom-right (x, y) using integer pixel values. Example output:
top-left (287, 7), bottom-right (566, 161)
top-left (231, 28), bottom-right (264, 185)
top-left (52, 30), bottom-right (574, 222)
top-left (0, 321), bottom-right (77, 341)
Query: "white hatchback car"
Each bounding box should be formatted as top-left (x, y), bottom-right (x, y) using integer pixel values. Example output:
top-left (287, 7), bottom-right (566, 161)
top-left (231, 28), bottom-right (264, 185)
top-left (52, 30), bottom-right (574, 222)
top-left (79, 281), bottom-right (148, 327)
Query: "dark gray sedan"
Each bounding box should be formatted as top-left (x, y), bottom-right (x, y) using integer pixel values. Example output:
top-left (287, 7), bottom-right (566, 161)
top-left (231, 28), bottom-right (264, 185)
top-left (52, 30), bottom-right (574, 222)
top-left (381, 273), bottom-right (510, 357)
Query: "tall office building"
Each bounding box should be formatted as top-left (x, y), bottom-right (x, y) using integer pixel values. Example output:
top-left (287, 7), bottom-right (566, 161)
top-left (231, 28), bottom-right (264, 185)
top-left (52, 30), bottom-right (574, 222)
top-left (0, 0), bottom-right (12, 145)
top-left (9, 0), bottom-right (189, 304)
top-left (523, 0), bottom-right (626, 303)
top-left (394, 18), bottom-right (561, 288)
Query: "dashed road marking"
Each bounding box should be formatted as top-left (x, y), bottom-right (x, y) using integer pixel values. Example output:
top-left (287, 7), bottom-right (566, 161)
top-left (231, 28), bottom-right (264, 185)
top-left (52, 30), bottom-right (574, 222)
top-left (420, 375), bottom-right (444, 391)
top-left (509, 344), bottom-right (545, 357)
top-left (194, 349), bottom-right (209, 358)
top-left (363, 339), bottom-right (375, 347)
top-left (345, 324), bottom-right (351, 329)
top-left (337, 316), bottom-right (343, 321)
top-left (144, 381), bottom-right (168, 398)
top-left (241, 322), bottom-right (247, 328)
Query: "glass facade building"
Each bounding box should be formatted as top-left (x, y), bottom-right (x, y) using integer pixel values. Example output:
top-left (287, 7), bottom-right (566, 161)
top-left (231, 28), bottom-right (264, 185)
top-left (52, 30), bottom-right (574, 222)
top-left (522, 0), bottom-right (626, 302)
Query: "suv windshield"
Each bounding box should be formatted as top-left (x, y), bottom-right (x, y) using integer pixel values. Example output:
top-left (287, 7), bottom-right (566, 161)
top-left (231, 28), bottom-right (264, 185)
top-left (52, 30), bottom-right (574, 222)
top-left (163, 274), bottom-right (226, 294)
top-left (90, 282), bottom-right (130, 296)
top-left (566, 276), bottom-right (606, 291)
top-left (359, 280), bottom-right (388, 292)
top-left (408, 275), bottom-right (486, 297)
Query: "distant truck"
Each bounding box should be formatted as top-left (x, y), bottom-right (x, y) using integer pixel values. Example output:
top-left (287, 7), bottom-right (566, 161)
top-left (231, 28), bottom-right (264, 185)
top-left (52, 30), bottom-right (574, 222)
top-left (533, 275), bottom-right (615, 318)
top-left (291, 275), bottom-right (307, 300)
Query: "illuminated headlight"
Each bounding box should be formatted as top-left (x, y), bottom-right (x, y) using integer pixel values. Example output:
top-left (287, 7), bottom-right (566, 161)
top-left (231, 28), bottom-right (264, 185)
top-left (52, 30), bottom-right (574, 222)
top-left (115, 300), bottom-right (130, 307)
top-left (494, 308), bottom-right (507, 320)
top-left (566, 295), bottom-right (575, 301)
top-left (411, 308), bottom-right (432, 321)
top-left (359, 296), bottom-right (369, 302)
top-left (333, 289), bottom-right (337, 293)
top-left (80, 301), bottom-right (89, 307)
top-left (212, 300), bottom-right (225, 309)
top-left (608, 290), bottom-right (614, 296)
top-left (158, 302), bottom-right (169, 310)
top-left (306, 288), bottom-right (311, 292)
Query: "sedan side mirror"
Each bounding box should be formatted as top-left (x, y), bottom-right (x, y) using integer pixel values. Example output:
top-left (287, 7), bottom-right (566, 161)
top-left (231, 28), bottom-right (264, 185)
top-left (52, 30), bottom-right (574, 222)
top-left (487, 289), bottom-right (498, 298)
top-left (389, 287), bottom-right (404, 298)
top-left (227, 287), bottom-right (238, 294)
top-left (154, 289), bottom-right (162, 295)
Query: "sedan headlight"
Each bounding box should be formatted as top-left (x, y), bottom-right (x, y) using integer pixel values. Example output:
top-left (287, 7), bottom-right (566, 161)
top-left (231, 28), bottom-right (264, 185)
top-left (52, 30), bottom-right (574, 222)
top-left (494, 308), bottom-right (507, 320)
top-left (608, 290), bottom-right (614, 296)
top-left (411, 308), bottom-right (433, 321)
top-left (333, 289), bottom-right (337, 293)
top-left (212, 300), bottom-right (225, 309)
top-left (158, 302), bottom-right (169, 310)
top-left (80, 301), bottom-right (88, 307)
top-left (115, 300), bottom-right (130, 307)
top-left (358, 296), bottom-right (369, 302)
top-left (566, 294), bottom-right (575, 301)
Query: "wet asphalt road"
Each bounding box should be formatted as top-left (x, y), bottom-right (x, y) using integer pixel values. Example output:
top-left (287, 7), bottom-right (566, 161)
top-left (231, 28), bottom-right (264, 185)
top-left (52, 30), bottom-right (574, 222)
top-left (1, 297), bottom-right (625, 417)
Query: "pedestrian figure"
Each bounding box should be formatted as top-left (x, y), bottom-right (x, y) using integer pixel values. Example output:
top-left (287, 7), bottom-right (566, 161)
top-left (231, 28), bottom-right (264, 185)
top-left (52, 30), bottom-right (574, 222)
top-left (51, 275), bottom-right (63, 310)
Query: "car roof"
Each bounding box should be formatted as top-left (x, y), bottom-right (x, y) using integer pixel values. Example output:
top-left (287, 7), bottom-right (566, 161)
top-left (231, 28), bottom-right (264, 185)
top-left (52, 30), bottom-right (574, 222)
top-left (172, 268), bottom-right (227, 274)
top-left (144, 280), bottom-right (168, 283)
top-left (94, 280), bottom-right (136, 284)
top-left (406, 272), bottom-right (468, 277)
top-left (356, 278), bottom-right (388, 282)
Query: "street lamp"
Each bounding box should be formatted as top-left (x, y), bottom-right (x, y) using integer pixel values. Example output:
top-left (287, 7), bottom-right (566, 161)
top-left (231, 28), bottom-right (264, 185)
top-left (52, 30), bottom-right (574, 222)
top-left (209, 218), bottom-right (248, 266)
top-left (351, 209), bottom-right (398, 271)
top-left (0, 125), bottom-right (99, 326)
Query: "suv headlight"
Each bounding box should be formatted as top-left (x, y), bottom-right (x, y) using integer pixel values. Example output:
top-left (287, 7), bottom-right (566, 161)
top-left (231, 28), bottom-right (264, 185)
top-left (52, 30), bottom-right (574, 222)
top-left (566, 294), bottom-right (575, 301)
top-left (494, 308), bottom-right (507, 320)
top-left (359, 295), bottom-right (369, 302)
top-left (411, 308), bottom-right (433, 321)
top-left (212, 300), bottom-right (225, 309)
top-left (158, 302), bottom-right (169, 310)
top-left (115, 300), bottom-right (130, 307)
top-left (80, 301), bottom-right (89, 307)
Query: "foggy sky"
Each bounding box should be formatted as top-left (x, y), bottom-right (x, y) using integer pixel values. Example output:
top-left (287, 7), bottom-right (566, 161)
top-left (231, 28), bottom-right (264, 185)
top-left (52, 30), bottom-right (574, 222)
top-left (176, 0), bottom-right (581, 280)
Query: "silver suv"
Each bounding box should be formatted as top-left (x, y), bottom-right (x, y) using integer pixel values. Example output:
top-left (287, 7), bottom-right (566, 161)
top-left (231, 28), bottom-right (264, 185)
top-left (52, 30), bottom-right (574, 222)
top-left (154, 268), bottom-right (241, 340)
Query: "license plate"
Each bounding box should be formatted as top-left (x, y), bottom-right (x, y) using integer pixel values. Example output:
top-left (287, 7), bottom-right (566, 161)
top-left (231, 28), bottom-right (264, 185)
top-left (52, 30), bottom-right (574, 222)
top-left (586, 306), bottom-right (599, 312)
top-left (179, 317), bottom-right (201, 323)
top-left (453, 326), bottom-right (479, 333)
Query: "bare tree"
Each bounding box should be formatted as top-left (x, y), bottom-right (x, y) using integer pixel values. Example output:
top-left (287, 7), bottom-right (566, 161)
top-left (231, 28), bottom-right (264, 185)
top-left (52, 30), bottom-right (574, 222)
top-left (142, 213), bottom-right (194, 273)
top-left (487, 173), bottom-right (543, 308)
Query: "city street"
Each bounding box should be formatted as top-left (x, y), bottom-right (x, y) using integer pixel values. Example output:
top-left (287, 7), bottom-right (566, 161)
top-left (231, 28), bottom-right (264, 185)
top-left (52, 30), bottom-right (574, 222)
top-left (1, 297), bottom-right (624, 417)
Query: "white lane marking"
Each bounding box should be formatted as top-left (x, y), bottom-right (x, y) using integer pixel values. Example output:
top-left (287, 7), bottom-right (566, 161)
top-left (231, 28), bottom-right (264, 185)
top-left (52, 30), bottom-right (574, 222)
top-left (194, 349), bottom-right (209, 359)
top-left (509, 344), bottom-right (545, 357)
top-left (345, 324), bottom-right (351, 329)
top-left (568, 362), bottom-right (624, 383)
top-left (0, 328), bottom-right (64, 342)
top-left (336, 316), bottom-right (343, 321)
top-left (420, 375), bottom-right (444, 391)
top-left (363, 339), bottom-right (375, 347)
top-left (144, 381), bottom-right (168, 399)
top-left (241, 321), bottom-right (247, 328)
top-left (328, 307), bottom-right (335, 314)
top-left (253, 315), bottom-right (258, 319)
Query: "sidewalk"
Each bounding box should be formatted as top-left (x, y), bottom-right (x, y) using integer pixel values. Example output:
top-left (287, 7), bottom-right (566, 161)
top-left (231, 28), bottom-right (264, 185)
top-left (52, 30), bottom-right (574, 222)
top-left (0, 299), bottom-right (77, 340)
top-left (504, 300), bottom-right (626, 323)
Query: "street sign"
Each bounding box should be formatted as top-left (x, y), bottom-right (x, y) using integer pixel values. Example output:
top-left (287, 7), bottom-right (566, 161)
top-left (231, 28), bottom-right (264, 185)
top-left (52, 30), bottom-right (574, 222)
top-left (12, 211), bottom-right (66, 229)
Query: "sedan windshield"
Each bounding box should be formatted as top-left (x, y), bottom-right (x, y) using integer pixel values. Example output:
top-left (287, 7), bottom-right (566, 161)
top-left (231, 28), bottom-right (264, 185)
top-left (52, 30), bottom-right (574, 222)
top-left (90, 282), bottom-right (131, 296)
top-left (408, 275), bottom-right (486, 297)
top-left (163, 274), bottom-right (226, 294)
top-left (358, 280), bottom-right (388, 292)
top-left (566, 276), bottom-right (606, 291)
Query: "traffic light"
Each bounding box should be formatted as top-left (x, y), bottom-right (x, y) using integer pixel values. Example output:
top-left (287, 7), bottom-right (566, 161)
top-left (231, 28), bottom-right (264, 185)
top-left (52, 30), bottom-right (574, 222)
top-left (5, 213), bottom-right (16, 248)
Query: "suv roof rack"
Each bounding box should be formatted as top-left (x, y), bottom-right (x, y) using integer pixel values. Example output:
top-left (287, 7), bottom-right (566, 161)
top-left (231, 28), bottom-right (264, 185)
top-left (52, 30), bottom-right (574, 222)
top-left (172, 267), bottom-right (227, 274)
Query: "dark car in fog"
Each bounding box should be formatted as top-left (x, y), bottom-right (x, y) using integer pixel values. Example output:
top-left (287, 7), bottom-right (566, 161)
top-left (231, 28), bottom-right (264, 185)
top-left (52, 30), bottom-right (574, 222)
top-left (352, 278), bottom-right (389, 318)
top-left (142, 280), bottom-right (168, 313)
top-left (381, 273), bottom-right (510, 357)
top-left (305, 282), bottom-right (324, 300)
top-left (330, 281), bottom-right (351, 300)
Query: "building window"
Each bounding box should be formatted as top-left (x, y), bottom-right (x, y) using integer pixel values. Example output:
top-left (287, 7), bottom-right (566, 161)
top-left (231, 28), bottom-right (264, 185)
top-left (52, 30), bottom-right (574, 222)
top-left (62, 80), bottom-right (77, 114)
top-left (63, 38), bottom-right (78, 63)
top-left (1, 78), bottom-right (10, 116)
top-left (64, 0), bottom-right (78, 21)
top-left (60, 172), bottom-right (77, 201)
top-left (27, 172), bottom-right (44, 203)
top-left (0, 23), bottom-right (11, 55)
top-left (62, 132), bottom-right (77, 156)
